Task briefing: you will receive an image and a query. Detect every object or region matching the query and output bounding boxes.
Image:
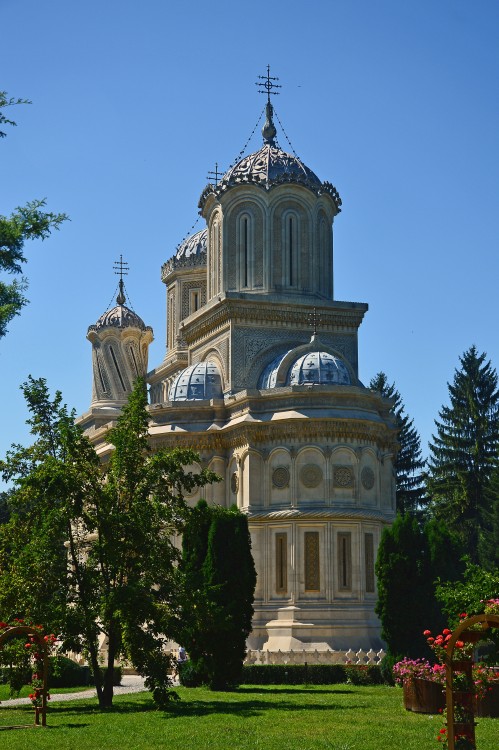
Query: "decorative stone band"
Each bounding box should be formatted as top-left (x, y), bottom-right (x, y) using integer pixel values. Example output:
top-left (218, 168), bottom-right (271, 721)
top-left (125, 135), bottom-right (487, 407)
top-left (244, 648), bottom-right (386, 666)
top-left (248, 507), bottom-right (395, 522)
top-left (198, 173), bottom-right (342, 213)
top-left (182, 300), bottom-right (368, 347)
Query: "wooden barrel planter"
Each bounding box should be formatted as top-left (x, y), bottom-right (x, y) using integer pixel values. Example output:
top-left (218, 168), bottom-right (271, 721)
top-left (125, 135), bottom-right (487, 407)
top-left (403, 678), bottom-right (445, 713)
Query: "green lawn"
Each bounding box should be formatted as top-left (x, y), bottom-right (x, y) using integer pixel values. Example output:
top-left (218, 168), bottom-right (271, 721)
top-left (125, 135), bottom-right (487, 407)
top-left (0, 685), bottom-right (496, 750)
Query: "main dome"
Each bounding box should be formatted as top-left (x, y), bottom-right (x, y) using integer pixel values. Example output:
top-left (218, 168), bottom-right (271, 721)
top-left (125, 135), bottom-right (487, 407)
top-left (169, 361), bottom-right (223, 401)
top-left (222, 143), bottom-right (321, 190)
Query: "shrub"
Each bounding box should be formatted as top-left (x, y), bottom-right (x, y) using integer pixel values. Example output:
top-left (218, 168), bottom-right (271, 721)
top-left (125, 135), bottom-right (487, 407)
top-left (178, 660), bottom-right (208, 687)
top-left (49, 656), bottom-right (92, 688)
top-left (241, 664), bottom-right (384, 685)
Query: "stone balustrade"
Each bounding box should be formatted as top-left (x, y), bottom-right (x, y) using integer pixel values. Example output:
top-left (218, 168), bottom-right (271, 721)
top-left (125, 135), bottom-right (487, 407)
top-left (244, 648), bottom-right (386, 666)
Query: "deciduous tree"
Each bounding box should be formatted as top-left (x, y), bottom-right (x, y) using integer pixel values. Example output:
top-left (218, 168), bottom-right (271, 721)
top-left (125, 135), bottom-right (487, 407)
top-left (1, 90), bottom-right (68, 338)
top-left (0, 377), bottom-right (216, 707)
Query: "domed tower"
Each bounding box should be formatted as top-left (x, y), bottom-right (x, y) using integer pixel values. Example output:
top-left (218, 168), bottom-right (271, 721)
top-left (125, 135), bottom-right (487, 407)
top-left (199, 100), bottom-right (341, 302)
top-left (144, 71), bottom-right (397, 655)
top-left (86, 261), bottom-right (153, 410)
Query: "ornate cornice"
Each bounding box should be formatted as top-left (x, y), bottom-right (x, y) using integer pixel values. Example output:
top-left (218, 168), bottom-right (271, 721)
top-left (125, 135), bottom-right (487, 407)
top-left (248, 507), bottom-right (395, 523)
top-left (182, 298), bottom-right (367, 347)
top-left (161, 252), bottom-right (207, 283)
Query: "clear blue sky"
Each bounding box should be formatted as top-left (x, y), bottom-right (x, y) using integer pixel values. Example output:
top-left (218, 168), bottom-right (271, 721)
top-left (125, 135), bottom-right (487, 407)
top-left (1, 0), bottom-right (498, 478)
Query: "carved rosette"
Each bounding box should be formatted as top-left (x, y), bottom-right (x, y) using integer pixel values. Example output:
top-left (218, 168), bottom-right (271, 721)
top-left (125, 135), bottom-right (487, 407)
top-left (333, 466), bottom-right (354, 488)
top-left (361, 467), bottom-right (375, 490)
top-left (300, 464), bottom-right (323, 488)
top-left (272, 467), bottom-right (290, 489)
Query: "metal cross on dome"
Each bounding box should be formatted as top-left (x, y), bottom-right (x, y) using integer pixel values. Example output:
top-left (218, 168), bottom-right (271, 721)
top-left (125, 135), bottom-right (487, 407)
top-left (309, 307), bottom-right (321, 336)
top-left (113, 254), bottom-right (129, 305)
top-left (256, 65), bottom-right (282, 103)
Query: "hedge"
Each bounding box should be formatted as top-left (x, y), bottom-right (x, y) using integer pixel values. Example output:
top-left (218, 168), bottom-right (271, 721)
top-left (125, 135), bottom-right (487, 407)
top-left (241, 663), bottom-right (384, 685)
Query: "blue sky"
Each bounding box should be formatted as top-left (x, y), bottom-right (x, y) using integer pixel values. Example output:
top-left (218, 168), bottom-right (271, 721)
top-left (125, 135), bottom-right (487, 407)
top-left (1, 0), bottom-right (498, 475)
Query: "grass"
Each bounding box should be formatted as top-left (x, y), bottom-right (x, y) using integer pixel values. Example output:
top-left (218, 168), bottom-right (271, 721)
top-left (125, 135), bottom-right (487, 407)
top-left (0, 684), bottom-right (497, 749)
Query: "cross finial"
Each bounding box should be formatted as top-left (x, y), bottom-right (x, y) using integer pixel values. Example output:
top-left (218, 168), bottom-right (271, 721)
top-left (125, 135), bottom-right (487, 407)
top-left (207, 162), bottom-right (224, 185)
top-left (256, 64), bottom-right (281, 104)
top-left (113, 254), bottom-right (129, 305)
top-left (308, 307), bottom-right (321, 336)
top-left (256, 65), bottom-right (281, 145)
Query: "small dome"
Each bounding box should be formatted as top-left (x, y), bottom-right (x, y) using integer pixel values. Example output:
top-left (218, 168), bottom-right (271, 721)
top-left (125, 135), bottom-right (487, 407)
top-left (258, 350), bottom-right (293, 389)
top-left (288, 351), bottom-right (351, 386)
top-left (222, 144), bottom-right (321, 190)
top-left (169, 361), bottom-right (223, 401)
top-left (259, 347), bottom-right (352, 389)
top-left (175, 228), bottom-right (207, 261)
top-left (93, 304), bottom-right (148, 332)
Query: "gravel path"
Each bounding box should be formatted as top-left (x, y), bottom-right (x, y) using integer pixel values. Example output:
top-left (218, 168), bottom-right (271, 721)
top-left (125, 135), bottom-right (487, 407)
top-left (1, 674), bottom-right (150, 706)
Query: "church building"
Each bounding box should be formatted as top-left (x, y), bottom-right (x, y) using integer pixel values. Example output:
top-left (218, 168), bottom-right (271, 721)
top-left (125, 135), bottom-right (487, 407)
top-left (79, 72), bottom-right (397, 655)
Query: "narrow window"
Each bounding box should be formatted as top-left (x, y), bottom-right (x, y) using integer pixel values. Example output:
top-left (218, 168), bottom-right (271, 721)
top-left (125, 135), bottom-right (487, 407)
top-left (129, 345), bottom-right (139, 376)
top-left (96, 355), bottom-right (107, 393)
top-left (364, 533), bottom-right (375, 593)
top-left (109, 346), bottom-right (126, 391)
top-left (289, 216), bottom-right (293, 286)
top-left (244, 217), bottom-right (249, 287)
top-left (337, 532), bottom-right (352, 591)
top-left (189, 289), bottom-right (200, 314)
top-left (276, 533), bottom-right (287, 593)
top-left (304, 531), bottom-right (320, 591)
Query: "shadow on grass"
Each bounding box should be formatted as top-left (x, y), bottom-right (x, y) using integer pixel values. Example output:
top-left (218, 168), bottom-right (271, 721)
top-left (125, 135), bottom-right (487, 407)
top-left (237, 687), bottom-right (355, 695)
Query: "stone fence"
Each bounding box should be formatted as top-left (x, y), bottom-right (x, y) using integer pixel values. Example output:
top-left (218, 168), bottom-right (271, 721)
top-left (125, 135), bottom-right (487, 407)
top-left (244, 648), bottom-right (386, 666)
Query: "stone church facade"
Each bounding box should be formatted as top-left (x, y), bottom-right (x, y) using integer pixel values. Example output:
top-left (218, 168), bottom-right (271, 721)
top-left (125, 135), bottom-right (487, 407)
top-left (79, 92), bottom-right (397, 654)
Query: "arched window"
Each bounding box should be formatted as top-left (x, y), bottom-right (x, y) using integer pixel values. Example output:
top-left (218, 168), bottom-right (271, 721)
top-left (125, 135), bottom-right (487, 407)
top-left (209, 216), bottom-right (221, 298)
top-left (283, 211), bottom-right (299, 288)
top-left (238, 213), bottom-right (253, 289)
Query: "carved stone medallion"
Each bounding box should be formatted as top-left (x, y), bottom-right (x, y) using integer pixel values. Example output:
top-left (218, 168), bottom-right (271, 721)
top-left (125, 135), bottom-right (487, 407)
top-left (300, 464), bottom-right (323, 488)
top-left (333, 466), bottom-right (353, 488)
top-left (272, 466), bottom-right (290, 489)
top-left (361, 466), bottom-right (375, 490)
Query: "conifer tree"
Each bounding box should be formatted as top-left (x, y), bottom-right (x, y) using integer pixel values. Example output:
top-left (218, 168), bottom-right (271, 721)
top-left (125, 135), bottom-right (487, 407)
top-left (174, 501), bottom-right (256, 690)
top-left (427, 346), bottom-right (499, 563)
top-left (370, 372), bottom-right (426, 514)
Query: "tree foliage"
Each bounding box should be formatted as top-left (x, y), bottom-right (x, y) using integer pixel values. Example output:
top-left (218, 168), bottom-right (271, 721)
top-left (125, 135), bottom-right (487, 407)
top-left (435, 560), bottom-right (499, 628)
top-left (427, 346), bottom-right (499, 563)
top-left (370, 372), bottom-right (426, 514)
top-left (0, 90), bottom-right (31, 138)
top-left (375, 513), bottom-right (462, 660)
top-left (0, 377), bottom-right (217, 708)
top-left (1, 90), bottom-right (68, 338)
top-left (173, 500), bottom-right (256, 690)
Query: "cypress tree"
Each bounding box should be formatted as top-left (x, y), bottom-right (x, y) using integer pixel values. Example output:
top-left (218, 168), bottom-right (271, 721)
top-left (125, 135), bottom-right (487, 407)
top-left (370, 372), bottom-right (426, 514)
top-left (375, 514), bottom-right (463, 660)
top-left (174, 503), bottom-right (256, 690)
top-left (427, 346), bottom-right (499, 563)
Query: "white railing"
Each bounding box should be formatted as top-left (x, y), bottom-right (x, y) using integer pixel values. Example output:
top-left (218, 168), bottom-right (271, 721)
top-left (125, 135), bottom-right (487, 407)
top-left (244, 648), bottom-right (386, 666)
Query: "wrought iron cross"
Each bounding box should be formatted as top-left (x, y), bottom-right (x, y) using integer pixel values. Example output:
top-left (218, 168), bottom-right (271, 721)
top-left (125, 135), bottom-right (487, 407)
top-left (256, 65), bottom-right (281, 103)
top-left (113, 254), bottom-right (129, 281)
top-left (308, 307), bottom-right (321, 335)
top-left (207, 162), bottom-right (224, 185)
top-left (113, 255), bottom-right (129, 305)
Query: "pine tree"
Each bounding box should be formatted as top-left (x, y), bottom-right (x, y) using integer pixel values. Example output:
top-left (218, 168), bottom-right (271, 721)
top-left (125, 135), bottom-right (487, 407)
top-left (427, 346), bottom-right (499, 564)
top-left (370, 372), bottom-right (426, 514)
